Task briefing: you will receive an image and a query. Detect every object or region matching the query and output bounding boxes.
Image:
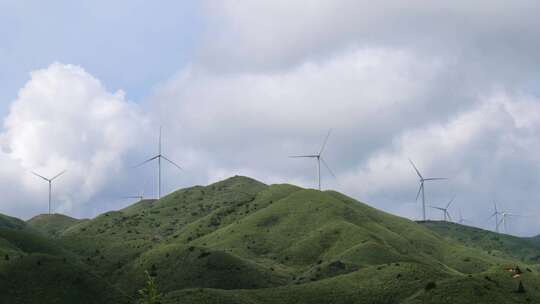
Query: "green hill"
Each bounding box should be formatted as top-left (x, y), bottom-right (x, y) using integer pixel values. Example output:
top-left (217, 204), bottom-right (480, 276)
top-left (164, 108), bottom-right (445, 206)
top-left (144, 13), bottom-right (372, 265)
top-left (0, 214), bottom-right (131, 304)
top-left (420, 220), bottom-right (540, 264)
top-left (27, 213), bottom-right (87, 237)
top-left (2, 176), bottom-right (540, 303)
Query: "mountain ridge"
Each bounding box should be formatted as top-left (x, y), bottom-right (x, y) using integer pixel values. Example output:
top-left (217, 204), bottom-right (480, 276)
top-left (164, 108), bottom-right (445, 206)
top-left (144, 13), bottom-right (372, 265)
top-left (1, 175), bottom-right (539, 304)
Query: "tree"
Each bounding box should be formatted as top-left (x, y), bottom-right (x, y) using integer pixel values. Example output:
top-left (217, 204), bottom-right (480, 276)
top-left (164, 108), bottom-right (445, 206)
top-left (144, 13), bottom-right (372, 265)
top-left (138, 271), bottom-right (162, 304)
top-left (517, 281), bottom-right (526, 293)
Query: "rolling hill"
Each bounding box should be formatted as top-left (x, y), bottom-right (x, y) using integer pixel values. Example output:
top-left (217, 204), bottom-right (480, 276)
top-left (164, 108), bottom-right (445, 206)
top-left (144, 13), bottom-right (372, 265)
top-left (28, 213), bottom-right (87, 237)
top-left (420, 220), bottom-right (540, 264)
top-left (0, 214), bottom-right (131, 304)
top-left (1, 176), bottom-right (540, 303)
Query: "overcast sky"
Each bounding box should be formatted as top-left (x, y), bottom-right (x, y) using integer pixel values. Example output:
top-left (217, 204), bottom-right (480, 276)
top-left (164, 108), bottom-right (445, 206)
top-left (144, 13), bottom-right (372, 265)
top-left (2, 1), bottom-right (540, 236)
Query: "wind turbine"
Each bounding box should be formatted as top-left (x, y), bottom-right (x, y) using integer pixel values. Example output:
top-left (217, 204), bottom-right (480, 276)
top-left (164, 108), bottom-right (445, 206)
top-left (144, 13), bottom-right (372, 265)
top-left (31, 170), bottom-right (66, 215)
top-left (487, 202), bottom-right (502, 233)
top-left (498, 211), bottom-right (523, 234)
top-left (409, 159), bottom-right (447, 221)
top-left (429, 195), bottom-right (456, 222)
top-left (134, 127), bottom-right (182, 199)
top-left (290, 129), bottom-right (335, 190)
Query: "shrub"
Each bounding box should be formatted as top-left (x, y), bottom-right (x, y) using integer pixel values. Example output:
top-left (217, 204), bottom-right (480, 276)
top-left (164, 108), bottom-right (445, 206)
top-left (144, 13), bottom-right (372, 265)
top-left (138, 271), bottom-right (162, 304)
top-left (517, 281), bottom-right (526, 293)
top-left (425, 281), bottom-right (437, 291)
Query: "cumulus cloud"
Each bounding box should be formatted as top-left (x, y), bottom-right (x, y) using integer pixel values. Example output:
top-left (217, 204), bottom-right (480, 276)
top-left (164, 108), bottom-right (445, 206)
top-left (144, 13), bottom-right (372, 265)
top-left (201, 0), bottom-right (540, 77)
top-left (0, 63), bottom-right (147, 216)
top-left (152, 47), bottom-right (445, 184)
top-left (340, 92), bottom-right (540, 234)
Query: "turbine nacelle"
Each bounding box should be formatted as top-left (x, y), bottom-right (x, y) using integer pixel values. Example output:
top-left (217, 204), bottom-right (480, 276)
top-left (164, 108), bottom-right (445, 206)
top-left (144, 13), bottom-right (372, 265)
top-left (428, 195), bottom-right (455, 222)
top-left (133, 127), bottom-right (182, 199)
top-left (290, 129), bottom-right (335, 190)
top-left (31, 170), bottom-right (67, 215)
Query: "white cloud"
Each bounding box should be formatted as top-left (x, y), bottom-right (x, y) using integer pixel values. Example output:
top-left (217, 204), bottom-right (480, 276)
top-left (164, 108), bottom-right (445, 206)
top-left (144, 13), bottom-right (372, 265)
top-left (151, 47), bottom-right (445, 185)
top-left (0, 63), bottom-right (147, 216)
top-left (201, 0), bottom-right (540, 74)
top-left (340, 92), bottom-right (540, 235)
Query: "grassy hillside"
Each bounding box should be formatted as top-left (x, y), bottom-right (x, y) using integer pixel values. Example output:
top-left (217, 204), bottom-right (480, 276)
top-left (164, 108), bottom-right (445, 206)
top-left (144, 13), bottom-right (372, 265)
top-left (55, 176), bottom-right (540, 303)
top-left (3, 176), bottom-right (540, 303)
top-left (420, 220), bottom-right (540, 264)
top-left (27, 213), bottom-right (87, 238)
top-left (165, 263), bottom-right (538, 304)
top-left (0, 214), bottom-right (131, 304)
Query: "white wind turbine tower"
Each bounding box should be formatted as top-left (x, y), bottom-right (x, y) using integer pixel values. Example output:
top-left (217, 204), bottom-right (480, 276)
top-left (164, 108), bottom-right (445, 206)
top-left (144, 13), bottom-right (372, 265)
top-left (458, 210), bottom-right (468, 225)
top-left (487, 202), bottom-right (502, 233)
top-left (31, 170), bottom-right (66, 215)
top-left (290, 129), bottom-right (335, 190)
top-left (409, 159), bottom-right (447, 221)
top-left (134, 127), bottom-right (182, 199)
top-left (429, 195), bottom-right (456, 222)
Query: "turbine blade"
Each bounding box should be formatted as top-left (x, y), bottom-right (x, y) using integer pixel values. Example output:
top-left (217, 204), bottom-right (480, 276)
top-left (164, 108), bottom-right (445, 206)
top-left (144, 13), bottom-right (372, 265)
top-left (320, 157), bottom-right (336, 178)
top-left (415, 183), bottom-right (423, 201)
top-left (31, 171), bottom-right (49, 181)
top-left (408, 158), bottom-right (423, 179)
top-left (289, 155), bottom-right (318, 158)
top-left (133, 155), bottom-right (159, 168)
top-left (161, 155), bottom-right (182, 170)
top-left (446, 211), bottom-right (453, 222)
top-left (446, 195), bottom-right (456, 209)
top-left (319, 129), bottom-right (332, 155)
top-left (423, 177), bottom-right (447, 181)
top-left (51, 170), bottom-right (66, 181)
top-left (159, 126), bottom-right (162, 154)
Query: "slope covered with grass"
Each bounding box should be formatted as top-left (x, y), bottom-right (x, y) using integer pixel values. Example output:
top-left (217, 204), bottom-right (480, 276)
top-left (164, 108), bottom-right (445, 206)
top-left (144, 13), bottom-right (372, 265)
top-left (27, 213), bottom-right (87, 238)
top-left (53, 176), bottom-right (540, 303)
top-left (3, 176), bottom-right (540, 303)
top-left (0, 213), bottom-right (131, 304)
top-left (420, 220), bottom-right (540, 264)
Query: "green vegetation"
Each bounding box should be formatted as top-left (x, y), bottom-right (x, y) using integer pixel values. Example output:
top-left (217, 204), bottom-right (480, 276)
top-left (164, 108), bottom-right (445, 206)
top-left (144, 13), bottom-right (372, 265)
top-left (28, 213), bottom-right (87, 238)
top-left (1, 176), bottom-right (540, 303)
top-left (0, 214), bottom-right (130, 304)
top-left (138, 271), bottom-right (163, 304)
top-left (420, 220), bottom-right (540, 263)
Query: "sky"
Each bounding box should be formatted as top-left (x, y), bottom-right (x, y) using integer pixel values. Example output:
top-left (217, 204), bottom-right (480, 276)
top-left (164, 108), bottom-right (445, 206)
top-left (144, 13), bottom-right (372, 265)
top-left (1, 1), bottom-right (540, 236)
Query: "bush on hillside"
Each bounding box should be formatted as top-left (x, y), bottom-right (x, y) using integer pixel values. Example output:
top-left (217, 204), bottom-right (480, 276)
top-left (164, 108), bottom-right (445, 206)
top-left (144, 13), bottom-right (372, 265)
top-left (425, 281), bottom-right (437, 291)
top-left (138, 271), bottom-right (162, 304)
top-left (517, 281), bottom-right (526, 293)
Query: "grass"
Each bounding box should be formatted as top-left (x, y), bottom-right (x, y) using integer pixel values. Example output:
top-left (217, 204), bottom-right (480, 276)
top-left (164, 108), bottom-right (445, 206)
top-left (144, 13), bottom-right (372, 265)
top-left (420, 220), bottom-right (540, 263)
top-left (27, 213), bottom-right (87, 238)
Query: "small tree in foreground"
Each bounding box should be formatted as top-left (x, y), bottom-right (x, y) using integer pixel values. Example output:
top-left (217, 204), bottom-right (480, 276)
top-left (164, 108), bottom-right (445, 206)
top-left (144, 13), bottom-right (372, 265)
top-left (517, 281), bottom-right (526, 293)
top-left (138, 271), bottom-right (162, 304)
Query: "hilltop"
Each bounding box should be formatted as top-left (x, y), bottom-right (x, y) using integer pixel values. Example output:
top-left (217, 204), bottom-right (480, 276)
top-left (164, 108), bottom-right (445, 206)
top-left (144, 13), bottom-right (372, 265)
top-left (2, 176), bottom-right (540, 303)
top-left (28, 213), bottom-right (88, 237)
